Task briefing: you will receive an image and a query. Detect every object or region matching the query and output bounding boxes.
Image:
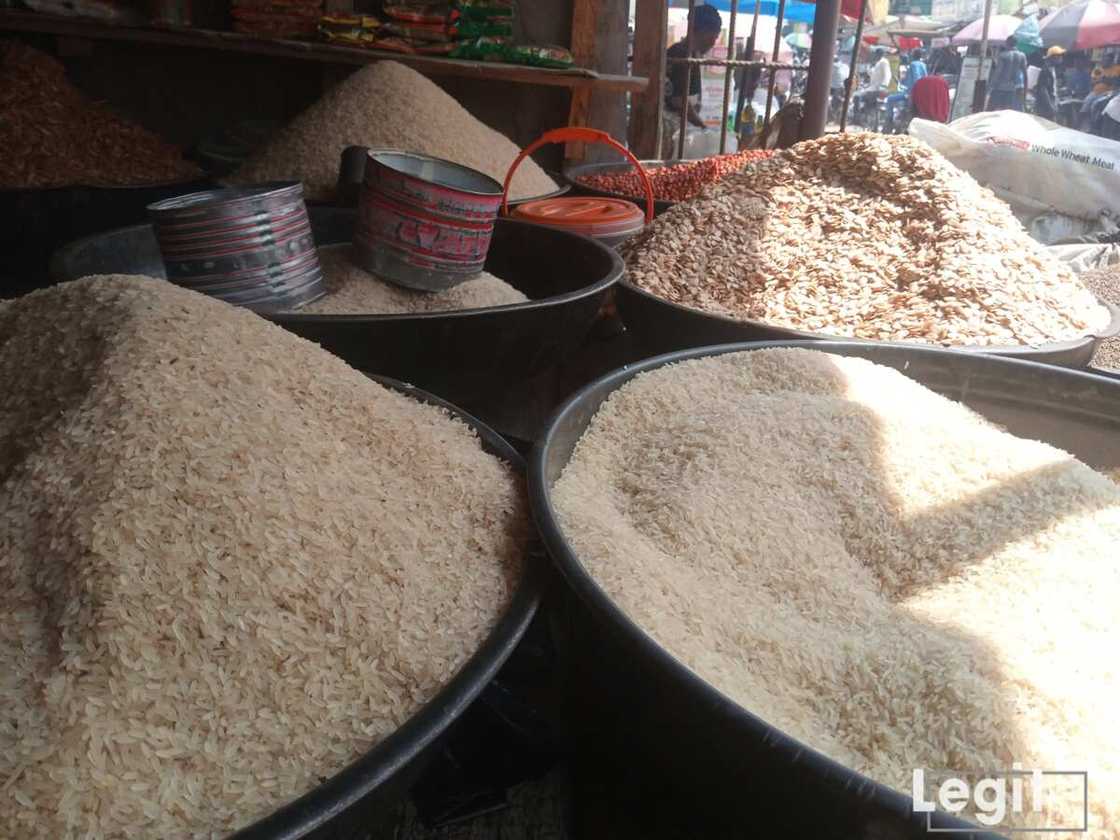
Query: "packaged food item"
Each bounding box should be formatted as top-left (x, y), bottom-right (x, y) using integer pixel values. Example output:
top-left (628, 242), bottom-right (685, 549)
top-left (383, 2), bottom-right (448, 24)
top-left (368, 35), bottom-right (417, 53)
top-left (384, 20), bottom-right (451, 41)
top-left (319, 13), bottom-right (381, 45)
top-left (450, 35), bottom-right (511, 60)
top-left (454, 0), bottom-right (513, 18)
top-left (506, 43), bottom-right (572, 68)
top-left (448, 15), bottom-right (511, 38)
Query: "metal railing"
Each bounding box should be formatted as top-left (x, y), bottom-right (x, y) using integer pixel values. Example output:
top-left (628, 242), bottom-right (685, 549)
top-left (666, 0), bottom-right (812, 157)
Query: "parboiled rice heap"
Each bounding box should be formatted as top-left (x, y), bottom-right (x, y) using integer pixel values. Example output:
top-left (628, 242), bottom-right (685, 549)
top-left (231, 60), bottom-right (558, 202)
top-left (623, 133), bottom-right (1111, 347)
top-left (0, 276), bottom-right (526, 838)
top-left (553, 348), bottom-right (1120, 835)
top-left (294, 244), bottom-right (528, 314)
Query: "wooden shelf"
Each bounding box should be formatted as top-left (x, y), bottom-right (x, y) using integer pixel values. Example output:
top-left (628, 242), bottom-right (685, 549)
top-left (0, 9), bottom-right (648, 92)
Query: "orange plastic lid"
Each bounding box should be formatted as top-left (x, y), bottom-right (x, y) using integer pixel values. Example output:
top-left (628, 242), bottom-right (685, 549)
top-left (512, 197), bottom-right (645, 238)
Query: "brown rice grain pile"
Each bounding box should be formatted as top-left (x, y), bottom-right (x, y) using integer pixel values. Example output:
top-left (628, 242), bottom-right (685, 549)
top-left (553, 348), bottom-right (1119, 835)
top-left (231, 60), bottom-right (557, 202)
top-left (294, 244), bottom-right (528, 314)
top-left (0, 42), bottom-right (200, 188)
top-left (0, 275), bottom-right (526, 839)
top-left (1081, 264), bottom-right (1120, 370)
top-left (623, 133), bottom-right (1110, 347)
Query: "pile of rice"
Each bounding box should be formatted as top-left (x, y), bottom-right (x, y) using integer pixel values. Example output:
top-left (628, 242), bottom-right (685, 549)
top-left (231, 60), bottom-right (558, 202)
top-left (1081, 263), bottom-right (1120, 370)
top-left (0, 276), bottom-right (526, 838)
top-left (623, 134), bottom-right (1111, 347)
top-left (552, 348), bottom-right (1119, 834)
top-left (294, 244), bottom-right (527, 315)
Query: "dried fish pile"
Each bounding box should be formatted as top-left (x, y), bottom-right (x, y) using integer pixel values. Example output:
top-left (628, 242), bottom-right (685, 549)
top-left (623, 134), bottom-right (1110, 347)
top-left (1081, 264), bottom-right (1120, 370)
top-left (0, 42), bottom-right (199, 189)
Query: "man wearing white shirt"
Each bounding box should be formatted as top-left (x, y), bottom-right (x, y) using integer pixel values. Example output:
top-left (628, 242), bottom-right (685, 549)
top-left (868, 49), bottom-right (892, 90)
top-left (856, 49), bottom-right (893, 116)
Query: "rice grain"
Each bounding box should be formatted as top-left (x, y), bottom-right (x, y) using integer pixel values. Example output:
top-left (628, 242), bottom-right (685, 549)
top-left (294, 244), bottom-right (528, 314)
top-left (1081, 264), bottom-right (1120, 371)
top-left (552, 348), bottom-right (1119, 835)
top-left (0, 275), bottom-right (526, 839)
top-left (231, 61), bottom-right (557, 202)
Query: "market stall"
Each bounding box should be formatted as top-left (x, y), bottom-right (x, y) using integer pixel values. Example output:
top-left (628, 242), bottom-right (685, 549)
top-left (3, 1), bottom-right (1120, 836)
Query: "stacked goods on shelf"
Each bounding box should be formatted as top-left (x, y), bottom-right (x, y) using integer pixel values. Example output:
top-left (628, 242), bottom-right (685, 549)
top-left (551, 346), bottom-right (1120, 834)
top-left (232, 0), bottom-right (323, 37)
top-left (0, 275), bottom-right (527, 838)
top-left (447, 0), bottom-right (511, 59)
top-left (230, 60), bottom-right (558, 201)
top-left (0, 42), bottom-right (199, 188)
top-left (622, 134), bottom-right (1110, 347)
top-left (379, 3), bottom-right (456, 55)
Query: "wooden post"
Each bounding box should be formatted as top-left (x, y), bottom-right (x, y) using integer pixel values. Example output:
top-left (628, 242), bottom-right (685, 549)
top-left (839, 0), bottom-right (867, 130)
top-left (628, 0), bottom-right (668, 159)
top-left (972, 0), bottom-right (995, 112)
top-left (566, 0), bottom-right (603, 162)
top-left (800, 0), bottom-right (841, 139)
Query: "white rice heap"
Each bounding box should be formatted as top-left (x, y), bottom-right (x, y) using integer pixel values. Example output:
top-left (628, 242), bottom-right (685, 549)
top-left (0, 275), bottom-right (526, 838)
top-left (231, 60), bottom-right (558, 201)
top-left (553, 348), bottom-right (1119, 836)
top-left (294, 244), bottom-right (528, 314)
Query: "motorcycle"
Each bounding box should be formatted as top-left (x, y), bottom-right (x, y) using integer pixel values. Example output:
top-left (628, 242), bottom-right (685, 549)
top-left (879, 97), bottom-right (912, 134)
top-left (847, 87), bottom-right (885, 130)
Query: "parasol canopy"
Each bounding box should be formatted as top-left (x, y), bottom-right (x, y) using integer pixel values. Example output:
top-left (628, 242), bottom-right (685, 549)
top-left (1039, 0), bottom-right (1120, 50)
top-left (952, 14), bottom-right (1024, 44)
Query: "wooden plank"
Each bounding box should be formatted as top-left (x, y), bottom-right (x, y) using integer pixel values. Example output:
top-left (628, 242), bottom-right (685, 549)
top-left (565, 0), bottom-right (603, 161)
top-left (580, 0), bottom-right (629, 164)
top-left (0, 10), bottom-right (648, 92)
top-left (627, 0), bottom-right (667, 159)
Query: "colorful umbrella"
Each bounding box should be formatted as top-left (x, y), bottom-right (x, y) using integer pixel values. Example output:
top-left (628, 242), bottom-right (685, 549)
top-left (1039, 0), bottom-right (1120, 50)
top-left (951, 14), bottom-right (1024, 44)
top-left (786, 32), bottom-right (812, 49)
top-left (1013, 14), bottom-right (1043, 53)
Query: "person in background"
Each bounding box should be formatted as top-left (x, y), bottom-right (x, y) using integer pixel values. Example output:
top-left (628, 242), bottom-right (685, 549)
top-left (1079, 52), bottom-right (1120, 129)
top-left (1091, 51), bottom-right (1120, 95)
top-left (856, 47), bottom-right (892, 114)
top-left (663, 3), bottom-right (722, 157)
top-left (1067, 53), bottom-right (1092, 98)
top-left (987, 36), bottom-right (1027, 111)
top-left (911, 74), bottom-right (951, 123)
top-left (884, 48), bottom-right (928, 129)
top-left (1034, 46), bottom-right (1064, 121)
top-left (831, 49), bottom-right (850, 94)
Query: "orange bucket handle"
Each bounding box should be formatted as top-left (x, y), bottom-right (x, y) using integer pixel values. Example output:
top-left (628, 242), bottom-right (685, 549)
top-left (502, 127), bottom-right (655, 224)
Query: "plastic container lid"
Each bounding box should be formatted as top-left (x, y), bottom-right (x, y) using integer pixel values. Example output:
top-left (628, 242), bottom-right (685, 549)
top-left (512, 197), bottom-right (645, 239)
